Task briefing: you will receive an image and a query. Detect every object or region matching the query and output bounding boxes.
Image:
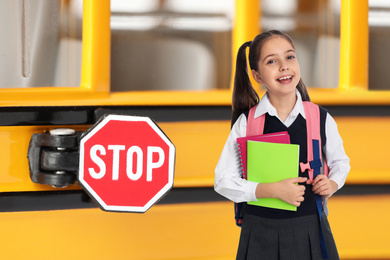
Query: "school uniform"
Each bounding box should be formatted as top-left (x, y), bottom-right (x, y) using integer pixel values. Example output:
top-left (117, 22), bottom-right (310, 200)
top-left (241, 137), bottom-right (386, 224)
top-left (214, 91), bottom-right (350, 260)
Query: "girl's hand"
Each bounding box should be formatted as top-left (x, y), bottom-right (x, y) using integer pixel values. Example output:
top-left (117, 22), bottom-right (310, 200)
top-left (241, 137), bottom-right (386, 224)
top-left (307, 175), bottom-right (338, 198)
top-left (275, 177), bottom-right (307, 207)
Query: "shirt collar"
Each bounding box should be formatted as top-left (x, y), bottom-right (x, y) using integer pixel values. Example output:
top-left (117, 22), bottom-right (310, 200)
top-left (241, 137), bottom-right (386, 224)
top-left (254, 89), bottom-right (306, 119)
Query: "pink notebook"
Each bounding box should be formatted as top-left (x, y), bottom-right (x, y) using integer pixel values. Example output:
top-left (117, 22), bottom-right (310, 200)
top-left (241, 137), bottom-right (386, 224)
top-left (237, 131), bottom-right (290, 179)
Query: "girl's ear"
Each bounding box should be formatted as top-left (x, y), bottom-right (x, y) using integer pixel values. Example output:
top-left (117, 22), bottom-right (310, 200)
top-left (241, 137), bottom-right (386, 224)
top-left (251, 70), bottom-right (262, 84)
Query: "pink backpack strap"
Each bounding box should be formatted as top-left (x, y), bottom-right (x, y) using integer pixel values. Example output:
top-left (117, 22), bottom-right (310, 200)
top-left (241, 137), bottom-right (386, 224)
top-left (300, 102), bottom-right (330, 259)
top-left (299, 102), bottom-right (329, 181)
top-left (246, 104), bottom-right (265, 136)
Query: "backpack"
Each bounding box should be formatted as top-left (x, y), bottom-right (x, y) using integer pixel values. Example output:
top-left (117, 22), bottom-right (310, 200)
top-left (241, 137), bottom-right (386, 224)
top-left (234, 101), bottom-right (330, 258)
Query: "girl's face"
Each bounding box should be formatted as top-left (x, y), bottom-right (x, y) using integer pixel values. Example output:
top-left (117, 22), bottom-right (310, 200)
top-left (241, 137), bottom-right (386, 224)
top-left (251, 36), bottom-right (300, 99)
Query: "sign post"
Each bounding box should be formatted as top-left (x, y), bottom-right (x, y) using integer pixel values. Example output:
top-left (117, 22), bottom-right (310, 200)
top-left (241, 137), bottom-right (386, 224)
top-left (78, 115), bottom-right (175, 213)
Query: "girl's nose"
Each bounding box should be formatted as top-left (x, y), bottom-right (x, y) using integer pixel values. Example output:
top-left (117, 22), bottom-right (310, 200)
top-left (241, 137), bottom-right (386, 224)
top-left (279, 61), bottom-right (289, 71)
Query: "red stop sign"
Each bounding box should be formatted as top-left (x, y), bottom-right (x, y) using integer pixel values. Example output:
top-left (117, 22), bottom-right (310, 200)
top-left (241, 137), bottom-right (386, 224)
top-left (78, 115), bottom-right (175, 213)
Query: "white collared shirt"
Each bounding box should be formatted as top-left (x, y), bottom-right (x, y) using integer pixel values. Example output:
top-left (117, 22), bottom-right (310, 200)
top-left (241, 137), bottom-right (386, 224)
top-left (214, 91), bottom-right (350, 203)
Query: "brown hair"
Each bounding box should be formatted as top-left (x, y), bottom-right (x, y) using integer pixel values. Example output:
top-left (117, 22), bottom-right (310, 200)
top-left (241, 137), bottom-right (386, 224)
top-left (231, 30), bottom-right (310, 126)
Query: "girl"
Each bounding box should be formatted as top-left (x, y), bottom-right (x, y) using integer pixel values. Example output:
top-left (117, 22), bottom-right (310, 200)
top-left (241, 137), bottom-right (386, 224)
top-left (214, 30), bottom-right (350, 260)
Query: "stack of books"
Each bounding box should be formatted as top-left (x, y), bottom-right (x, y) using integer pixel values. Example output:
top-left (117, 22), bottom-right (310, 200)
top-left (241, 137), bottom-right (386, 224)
top-left (237, 132), bottom-right (299, 211)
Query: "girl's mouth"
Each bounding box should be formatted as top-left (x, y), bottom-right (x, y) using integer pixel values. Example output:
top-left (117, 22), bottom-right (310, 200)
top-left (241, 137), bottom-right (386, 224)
top-left (277, 76), bottom-right (293, 83)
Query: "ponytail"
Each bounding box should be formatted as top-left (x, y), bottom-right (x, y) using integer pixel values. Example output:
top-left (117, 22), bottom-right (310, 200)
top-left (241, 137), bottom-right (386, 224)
top-left (231, 41), bottom-right (259, 127)
top-left (297, 78), bottom-right (311, 102)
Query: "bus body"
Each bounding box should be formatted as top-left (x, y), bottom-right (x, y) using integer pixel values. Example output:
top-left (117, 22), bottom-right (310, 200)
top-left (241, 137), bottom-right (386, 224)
top-left (0, 0), bottom-right (389, 259)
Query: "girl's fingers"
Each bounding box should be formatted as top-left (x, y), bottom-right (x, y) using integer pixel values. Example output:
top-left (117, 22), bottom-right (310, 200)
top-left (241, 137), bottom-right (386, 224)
top-left (312, 174), bottom-right (326, 185)
top-left (290, 177), bottom-right (308, 184)
top-left (311, 176), bottom-right (333, 196)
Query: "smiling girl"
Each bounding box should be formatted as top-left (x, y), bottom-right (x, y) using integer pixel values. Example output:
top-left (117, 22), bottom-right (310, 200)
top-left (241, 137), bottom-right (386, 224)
top-left (214, 30), bottom-right (350, 259)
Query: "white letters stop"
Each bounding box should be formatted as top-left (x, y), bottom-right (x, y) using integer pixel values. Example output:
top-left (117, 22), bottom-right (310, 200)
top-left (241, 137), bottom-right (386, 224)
top-left (88, 144), bottom-right (165, 181)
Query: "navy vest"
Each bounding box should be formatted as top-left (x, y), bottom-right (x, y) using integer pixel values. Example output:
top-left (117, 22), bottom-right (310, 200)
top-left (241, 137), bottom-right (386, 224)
top-left (244, 106), bottom-right (327, 219)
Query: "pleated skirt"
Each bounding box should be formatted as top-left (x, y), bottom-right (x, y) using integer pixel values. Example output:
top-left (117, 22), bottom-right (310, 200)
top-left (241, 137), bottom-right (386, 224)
top-left (236, 213), bottom-right (339, 260)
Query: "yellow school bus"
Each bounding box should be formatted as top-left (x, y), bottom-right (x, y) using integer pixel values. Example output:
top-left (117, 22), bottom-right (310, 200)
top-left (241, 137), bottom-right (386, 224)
top-left (0, 0), bottom-right (389, 259)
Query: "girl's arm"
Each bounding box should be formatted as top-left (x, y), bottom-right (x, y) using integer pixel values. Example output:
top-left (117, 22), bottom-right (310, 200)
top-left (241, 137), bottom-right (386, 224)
top-left (312, 113), bottom-right (350, 197)
top-left (214, 114), bottom-right (259, 203)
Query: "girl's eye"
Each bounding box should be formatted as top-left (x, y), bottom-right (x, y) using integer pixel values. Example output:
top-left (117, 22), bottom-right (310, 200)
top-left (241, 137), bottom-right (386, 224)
top-left (287, 55), bottom-right (295, 60)
top-left (267, 59), bottom-right (276, 64)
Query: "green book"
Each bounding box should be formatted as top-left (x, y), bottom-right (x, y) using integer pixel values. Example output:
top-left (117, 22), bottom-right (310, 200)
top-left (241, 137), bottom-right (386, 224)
top-left (247, 141), bottom-right (300, 211)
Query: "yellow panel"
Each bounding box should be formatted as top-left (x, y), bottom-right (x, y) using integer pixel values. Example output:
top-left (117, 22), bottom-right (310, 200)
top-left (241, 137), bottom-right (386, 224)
top-left (159, 121), bottom-right (229, 187)
top-left (335, 117), bottom-right (390, 184)
top-left (1, 114), bottom-right (390, 192)
top-left (328, 194), bottom-right (390, 259)
top-left (0, 121), bottom-right (228, 192)
top-left (0, 202), bottom-right (241, 260)
top-left (0, 195), bottom-right (389, 260)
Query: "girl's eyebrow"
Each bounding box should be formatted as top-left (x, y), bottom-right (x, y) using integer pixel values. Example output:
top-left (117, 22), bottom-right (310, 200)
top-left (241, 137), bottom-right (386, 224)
top-left (262, 49), bottom-right (295, 62)
top-left (286, 49), bottom-right (295, 55)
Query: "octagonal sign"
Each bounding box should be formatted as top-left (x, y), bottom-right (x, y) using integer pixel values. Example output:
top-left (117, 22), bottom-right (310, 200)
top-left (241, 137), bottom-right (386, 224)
top-left (78, 115), bottom-right (175, 213)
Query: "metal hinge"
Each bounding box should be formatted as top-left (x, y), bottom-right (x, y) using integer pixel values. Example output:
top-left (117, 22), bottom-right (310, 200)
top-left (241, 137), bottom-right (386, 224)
top-left (27, 128), bottom-right (80, 188)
